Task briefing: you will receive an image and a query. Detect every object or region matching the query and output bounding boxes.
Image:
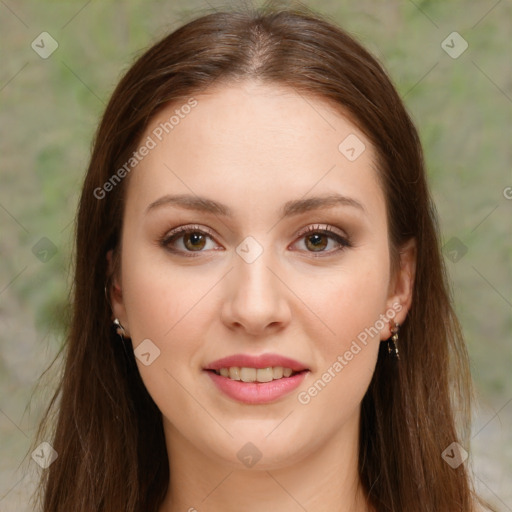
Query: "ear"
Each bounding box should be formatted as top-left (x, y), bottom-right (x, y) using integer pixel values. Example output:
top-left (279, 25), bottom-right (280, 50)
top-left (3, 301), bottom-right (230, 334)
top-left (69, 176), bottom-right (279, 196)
top-left (106, 249), bottom-right (130, 336)
top-left (381, 238), bottom-right (416, 339)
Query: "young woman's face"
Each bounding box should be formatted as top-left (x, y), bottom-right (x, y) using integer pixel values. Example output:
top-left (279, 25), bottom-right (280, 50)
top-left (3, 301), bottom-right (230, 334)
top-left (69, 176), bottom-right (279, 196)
top-left (110, 81), bottom-right (414, 470)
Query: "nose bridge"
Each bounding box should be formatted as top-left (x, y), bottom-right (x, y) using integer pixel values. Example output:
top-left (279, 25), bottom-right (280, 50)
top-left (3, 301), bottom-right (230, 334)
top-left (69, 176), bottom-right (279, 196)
top-left (222, 237), bottom-right (290, 333)
top-left (236, 251), bottom-right (276, 300)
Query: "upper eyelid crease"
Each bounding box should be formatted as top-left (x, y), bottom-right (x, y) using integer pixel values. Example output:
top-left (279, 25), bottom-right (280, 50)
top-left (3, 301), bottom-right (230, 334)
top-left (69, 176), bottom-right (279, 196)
top-left (163, 223), bottom-right (346, 241)
top-left (161, 224), bottom-right (351, 255)
top-left (145, 193), bottom-right (366, 217)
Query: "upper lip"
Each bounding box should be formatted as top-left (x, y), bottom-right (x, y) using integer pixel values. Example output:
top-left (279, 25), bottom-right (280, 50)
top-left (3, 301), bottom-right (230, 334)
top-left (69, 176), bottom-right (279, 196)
top-left (204, 353), bottom-right (309, 372)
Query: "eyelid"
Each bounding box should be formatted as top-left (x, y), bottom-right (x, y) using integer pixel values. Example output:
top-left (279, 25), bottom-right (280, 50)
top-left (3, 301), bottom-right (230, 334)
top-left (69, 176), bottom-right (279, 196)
top-left (290, 223), bottom-right (352, 256)
top-left (294, 223), bottom-right (348, 240)
top-left (160, 223), bottom-right (351, 256)
top-left (159, 224), bottom-right (223, 257)
top-left (163, 224), bottom-right (218, 241)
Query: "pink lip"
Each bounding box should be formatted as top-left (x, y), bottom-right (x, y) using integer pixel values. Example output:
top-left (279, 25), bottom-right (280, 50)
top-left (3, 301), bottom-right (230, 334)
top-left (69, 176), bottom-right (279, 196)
top-left (206, 371), bottom-right (308, 404)
top-left (204, 353), bottom-right (309, 405)
top-left (204, 353), bottom-right (308, 372)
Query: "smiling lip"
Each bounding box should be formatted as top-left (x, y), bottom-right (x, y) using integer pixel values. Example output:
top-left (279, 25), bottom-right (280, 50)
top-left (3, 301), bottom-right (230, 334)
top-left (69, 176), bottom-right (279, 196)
top-left (204, 353), bottom-right (309, 405)
top-left (205, 353), bottom-right (308, 372)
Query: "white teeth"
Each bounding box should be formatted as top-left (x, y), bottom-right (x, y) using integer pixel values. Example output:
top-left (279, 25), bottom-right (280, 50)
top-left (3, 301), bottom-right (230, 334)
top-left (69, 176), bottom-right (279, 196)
top-left (240, 368), bottom-right (257, 382)
top-left (256, 367), bottom-right (273, 383)
top-left (229, 367), bottom-right (241, 380)
top-left (214, 366), bottom-right (298, 382)
top-left (273, 366), bottom-right (284, 379)
top-left (240, 367), bottom-right (257, 382)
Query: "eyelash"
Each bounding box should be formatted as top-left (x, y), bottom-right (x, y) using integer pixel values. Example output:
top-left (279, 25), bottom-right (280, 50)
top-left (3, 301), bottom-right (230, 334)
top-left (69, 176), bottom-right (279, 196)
top-left (159, 223), bottom-right (352, 258)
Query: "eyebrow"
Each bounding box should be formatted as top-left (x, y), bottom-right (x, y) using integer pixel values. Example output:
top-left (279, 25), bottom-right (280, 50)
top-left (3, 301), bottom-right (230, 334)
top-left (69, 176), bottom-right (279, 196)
top-left (145, 193), bottom-right (366, 217)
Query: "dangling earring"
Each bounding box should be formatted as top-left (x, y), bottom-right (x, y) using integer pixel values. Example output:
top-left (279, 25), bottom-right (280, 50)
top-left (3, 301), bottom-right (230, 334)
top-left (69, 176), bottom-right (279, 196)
top-left (106, 282), bottom-right (129, 341)
top-left (113, 318), bottom-right (127, 340)
top-left (388, 321), bottom-right (400, 360)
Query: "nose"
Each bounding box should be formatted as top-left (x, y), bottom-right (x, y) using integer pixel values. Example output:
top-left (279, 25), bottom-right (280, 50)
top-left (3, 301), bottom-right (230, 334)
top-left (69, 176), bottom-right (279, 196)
top-left (220, 250), bottom-right (292, 336)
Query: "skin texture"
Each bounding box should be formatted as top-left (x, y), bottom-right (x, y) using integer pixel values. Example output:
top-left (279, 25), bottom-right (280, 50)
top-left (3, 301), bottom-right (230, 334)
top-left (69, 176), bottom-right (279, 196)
top-left (109, 81), bottom-right (416, 512)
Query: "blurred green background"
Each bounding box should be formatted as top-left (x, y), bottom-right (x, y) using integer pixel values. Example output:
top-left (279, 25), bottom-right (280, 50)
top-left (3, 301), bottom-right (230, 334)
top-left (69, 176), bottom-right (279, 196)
top-left (1, 0), bottom-right (510, 510)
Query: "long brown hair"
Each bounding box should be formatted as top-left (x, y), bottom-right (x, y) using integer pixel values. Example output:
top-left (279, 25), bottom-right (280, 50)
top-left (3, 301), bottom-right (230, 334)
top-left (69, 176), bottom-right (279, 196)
top-left (32, 3), bottom-right (488, 511)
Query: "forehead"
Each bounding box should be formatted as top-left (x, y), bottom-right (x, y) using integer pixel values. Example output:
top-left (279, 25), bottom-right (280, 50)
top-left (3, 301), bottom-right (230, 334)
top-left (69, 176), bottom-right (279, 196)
top-left (124, 81), bottom-right (384, 222)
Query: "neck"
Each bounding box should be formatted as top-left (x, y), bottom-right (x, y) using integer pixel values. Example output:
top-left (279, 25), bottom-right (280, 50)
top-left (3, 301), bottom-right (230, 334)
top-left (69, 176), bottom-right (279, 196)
top-left (158, 412), bottom-right (372, 512)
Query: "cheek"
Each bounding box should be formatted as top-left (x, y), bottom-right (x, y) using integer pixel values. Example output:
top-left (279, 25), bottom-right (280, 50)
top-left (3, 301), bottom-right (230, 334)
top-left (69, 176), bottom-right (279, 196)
top-left (120, 246), bottom-right (216, 419)
top-left (292, 274), bottom-right (387, 439)
top-left (120, 243), bottom-right (223, 407)
top-left (290, 252), bottom-right (389, 410)
top-left (121, 244), bottom-right (213, 343)
top-left (294, 254), bottom-right (390, 354)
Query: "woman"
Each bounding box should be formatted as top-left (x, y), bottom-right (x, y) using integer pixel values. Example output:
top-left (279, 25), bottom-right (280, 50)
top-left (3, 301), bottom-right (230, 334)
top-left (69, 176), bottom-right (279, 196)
top-left (32, 3), bottom-right (492, 511)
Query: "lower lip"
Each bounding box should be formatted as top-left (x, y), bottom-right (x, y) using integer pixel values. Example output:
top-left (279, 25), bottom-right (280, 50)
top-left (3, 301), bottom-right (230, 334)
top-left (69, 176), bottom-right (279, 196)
top-left (206, 370), bottom-right (308, 404)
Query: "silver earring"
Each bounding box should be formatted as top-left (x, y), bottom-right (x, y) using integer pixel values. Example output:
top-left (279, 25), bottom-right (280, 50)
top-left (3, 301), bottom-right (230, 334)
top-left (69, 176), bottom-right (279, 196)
top-left (113, 318), bottom-right (127, 340)
top-left (388, 322), bottom-right (400, 360)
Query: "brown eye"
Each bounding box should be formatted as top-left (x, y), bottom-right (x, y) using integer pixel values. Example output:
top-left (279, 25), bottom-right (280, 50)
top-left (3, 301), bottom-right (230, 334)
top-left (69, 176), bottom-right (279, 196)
top-left (160, 225), bottom-right (220, 256)
top-left (304, 233), bottom-right (329, 251)
top-left (293, 225), bottom-right (352, 256)
top-left (183, 232), bottom-right (207, 251)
